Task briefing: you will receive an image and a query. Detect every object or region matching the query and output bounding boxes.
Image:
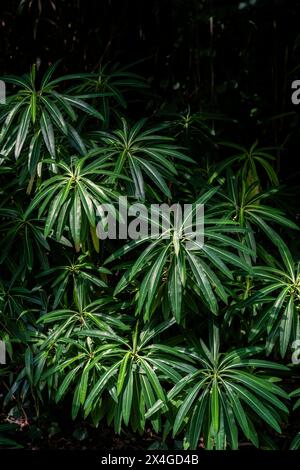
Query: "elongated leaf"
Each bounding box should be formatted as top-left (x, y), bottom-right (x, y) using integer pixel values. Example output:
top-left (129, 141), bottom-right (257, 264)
top-left (15, 106), bottom-right (31, 158)
top-left (280, 296), bottom-right (295, 358)
top-left (40, 110), bottom-right (56, 158)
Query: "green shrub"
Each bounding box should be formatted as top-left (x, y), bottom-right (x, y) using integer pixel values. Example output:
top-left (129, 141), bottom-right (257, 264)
top-left (0, 64), bottom-right (299, 450)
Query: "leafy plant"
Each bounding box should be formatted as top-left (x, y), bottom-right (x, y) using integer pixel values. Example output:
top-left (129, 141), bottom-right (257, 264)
top-left (153, 341), bottom-right (289, 450)
top-left (210, 142), bottom-right (279, 188)
top-left (0, 64), bottom-right (299, 451)
top-left (239, 241), bottom-right (300, 357)
top-left (213, 172), bottom-right (299, 260)
top-left (0, 63), bottom-right (103, 182)
top-left (69, 63), bottom-right (148, 127)
top-left (89, 118), bottom-right (193, 200)
top-left (0, 424), bottom-right (23, 449)
top-left (26, 154), bottom-right (119, 251)
top-left (36, 254), bottom-right (110, 308)
top-left (289, 387), bottom-right (300, 449)
top-left (0, 205), bottom-right (50, 278)
top-left (105, 187), bottom-right (252, 321)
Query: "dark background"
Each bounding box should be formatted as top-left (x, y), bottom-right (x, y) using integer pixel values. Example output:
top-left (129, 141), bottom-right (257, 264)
top-left (1, 0), bottom-right (300, 180)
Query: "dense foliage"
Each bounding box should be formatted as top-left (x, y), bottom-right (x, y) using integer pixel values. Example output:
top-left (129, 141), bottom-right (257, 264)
top-left (0, 59), bottom-right (300, 450)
